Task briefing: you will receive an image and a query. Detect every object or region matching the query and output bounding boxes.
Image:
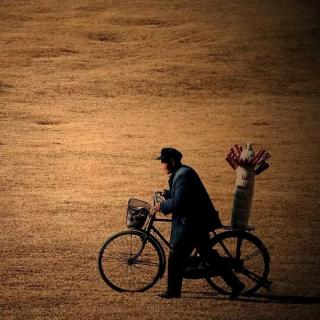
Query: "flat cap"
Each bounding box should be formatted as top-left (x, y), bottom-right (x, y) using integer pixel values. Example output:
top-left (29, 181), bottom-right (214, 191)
top-left (156, 147), bottom-right (183, 162)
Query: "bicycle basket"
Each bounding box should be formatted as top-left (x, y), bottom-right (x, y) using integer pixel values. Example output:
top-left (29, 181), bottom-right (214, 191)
top-left (126, 198), bottom-right (151, 229)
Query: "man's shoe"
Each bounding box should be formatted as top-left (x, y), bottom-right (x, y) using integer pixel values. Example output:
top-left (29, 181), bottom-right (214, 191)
top-left (157, 291), bottom-right (181, 299)
top-left (229, 282), bottom-right (245, 300)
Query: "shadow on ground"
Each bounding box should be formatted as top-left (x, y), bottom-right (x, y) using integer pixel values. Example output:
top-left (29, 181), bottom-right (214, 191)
top-left (184, 291), bottom-right (320, 305)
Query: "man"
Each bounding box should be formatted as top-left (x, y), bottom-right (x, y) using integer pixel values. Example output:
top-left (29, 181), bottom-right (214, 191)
top-left (154, 147), bottom-right (245, 299)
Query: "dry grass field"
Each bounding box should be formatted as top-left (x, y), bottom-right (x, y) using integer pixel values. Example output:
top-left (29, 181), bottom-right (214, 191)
top-left (1, 0), bottom-right (320, 319)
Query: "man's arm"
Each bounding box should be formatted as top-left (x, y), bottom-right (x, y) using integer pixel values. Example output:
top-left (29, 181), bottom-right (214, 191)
top-left (163, 189), bottom-right (171, 199)
top-left (159, 174), bottom-right (190, 215)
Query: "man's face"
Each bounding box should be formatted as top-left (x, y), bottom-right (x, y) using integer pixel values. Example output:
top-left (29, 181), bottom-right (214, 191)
top-left (161, 160), bottom-right (173, 174)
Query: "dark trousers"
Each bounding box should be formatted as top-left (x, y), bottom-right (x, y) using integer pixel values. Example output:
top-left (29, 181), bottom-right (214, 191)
top-left (167, 216), bottom-right (241, 295)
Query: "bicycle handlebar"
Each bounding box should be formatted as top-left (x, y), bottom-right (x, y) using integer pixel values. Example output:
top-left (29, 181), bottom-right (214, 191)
top-left (153, 191), bottom-right (164, 206)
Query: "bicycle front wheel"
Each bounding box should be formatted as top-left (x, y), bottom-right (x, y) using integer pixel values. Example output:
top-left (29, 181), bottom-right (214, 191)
top-left (98, 229), bottom-right (163, 292)
top-left (206, 230), bottom-right (270, 295)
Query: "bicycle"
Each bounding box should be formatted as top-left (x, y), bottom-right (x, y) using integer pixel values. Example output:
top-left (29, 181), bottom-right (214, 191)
top-left (98, 192), bottom-right (272, 296)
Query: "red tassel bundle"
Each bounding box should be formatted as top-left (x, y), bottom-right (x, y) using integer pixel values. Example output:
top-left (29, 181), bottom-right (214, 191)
top-left (226, 144), bottom-right (271, 175)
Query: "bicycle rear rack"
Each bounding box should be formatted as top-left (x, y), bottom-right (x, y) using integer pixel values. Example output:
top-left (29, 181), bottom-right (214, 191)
top-left (218, 225), bottom-right (255, 232)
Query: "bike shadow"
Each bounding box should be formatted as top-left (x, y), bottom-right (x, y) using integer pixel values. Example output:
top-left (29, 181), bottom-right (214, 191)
top-left (184, 291), bottom-right (320, 304)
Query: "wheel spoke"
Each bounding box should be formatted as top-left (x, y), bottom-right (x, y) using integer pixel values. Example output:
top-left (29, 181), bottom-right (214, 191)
top-left (133, 259), bottom-right (159, 267)
top-left (236, 236), bottom-right (243, 259)
top-left (240, 266), bottom-right (265, 283)
top-left (106, 252), bottom-right (129, 262)
top-left (218, 239), bottom-right (233, 258)
top-left (242, 249), bottom-right (261, 262)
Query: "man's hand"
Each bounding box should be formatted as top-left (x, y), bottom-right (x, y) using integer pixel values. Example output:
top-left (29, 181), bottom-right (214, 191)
top-left (154, 202), bottom-right (161, 212)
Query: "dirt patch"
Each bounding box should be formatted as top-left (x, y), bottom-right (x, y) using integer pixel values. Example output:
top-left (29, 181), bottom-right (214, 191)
top-left (30, 47), bottom-right (78, 59)
top-left (35, 120), bottom-right (64, 126)
top-left (0, 81), bottom-right (13, 93)
top-left (87, 32), bottom-right (121, 43)
top-left (110, 17), bottom-right (178, 27)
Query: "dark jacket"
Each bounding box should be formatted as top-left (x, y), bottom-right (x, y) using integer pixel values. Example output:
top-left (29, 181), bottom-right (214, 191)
top-left (160, 165), bottom-right (222, 231)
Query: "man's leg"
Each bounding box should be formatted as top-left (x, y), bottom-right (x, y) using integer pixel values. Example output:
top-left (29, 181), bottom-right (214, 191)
top-left (193, 229), bottom-right (245, 299)
top-left (192, 228), bottom-right (219, 265)
top-left (166, 247), bottom-right (189, 296)
top-left (159, 217), bottom-right (193, 298)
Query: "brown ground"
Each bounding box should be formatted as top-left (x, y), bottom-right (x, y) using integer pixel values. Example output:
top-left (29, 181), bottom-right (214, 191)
top-left (1, 0), bottom-right (320, 319)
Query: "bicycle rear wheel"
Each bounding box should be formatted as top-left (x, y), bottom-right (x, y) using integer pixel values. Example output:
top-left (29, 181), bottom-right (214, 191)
top-left (98, 229), bottom-right (163, 292)
top-left (206, 230), bottom-right (270, 295)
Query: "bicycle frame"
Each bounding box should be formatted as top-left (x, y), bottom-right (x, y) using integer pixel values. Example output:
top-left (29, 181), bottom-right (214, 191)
top-left (140, 192), bottom-right (174, 250)
top-left (147, 213), bottom-right (172, 247)
top-left (143, 193), bottom-right (258, 253)
top-left (141, 194), bottom-right (239, 253)
top-left (128, 212), bottom-right (170, 260)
